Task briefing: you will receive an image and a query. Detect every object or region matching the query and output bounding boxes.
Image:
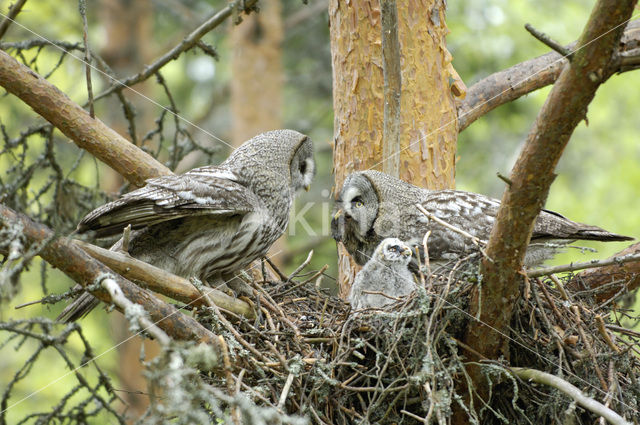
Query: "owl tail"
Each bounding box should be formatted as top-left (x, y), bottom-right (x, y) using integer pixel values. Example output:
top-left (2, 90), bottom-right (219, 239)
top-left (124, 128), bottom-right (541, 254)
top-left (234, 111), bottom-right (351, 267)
top-left (569, 227), bottom-right (634, 242)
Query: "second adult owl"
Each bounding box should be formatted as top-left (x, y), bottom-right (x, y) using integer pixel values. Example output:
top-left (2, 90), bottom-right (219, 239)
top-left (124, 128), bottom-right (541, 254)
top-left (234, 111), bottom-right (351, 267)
top-left (60, 129), bottom-right (315, 321)
top-left (332, 170), bottom-right (632, 268)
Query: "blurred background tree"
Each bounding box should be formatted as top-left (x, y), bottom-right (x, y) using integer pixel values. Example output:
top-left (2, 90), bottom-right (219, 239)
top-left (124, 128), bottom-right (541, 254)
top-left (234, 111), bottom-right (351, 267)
top-left (1, 0), bottom-right (638, 422)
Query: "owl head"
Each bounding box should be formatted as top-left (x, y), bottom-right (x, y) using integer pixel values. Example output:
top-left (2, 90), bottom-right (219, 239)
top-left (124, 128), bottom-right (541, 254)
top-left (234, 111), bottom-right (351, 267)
top-left (331, 172), bottom-right (379, 243)
top-left (376, 238), bottom-right (412, 265)
top-left (224, 129), bottom-right (315, 193)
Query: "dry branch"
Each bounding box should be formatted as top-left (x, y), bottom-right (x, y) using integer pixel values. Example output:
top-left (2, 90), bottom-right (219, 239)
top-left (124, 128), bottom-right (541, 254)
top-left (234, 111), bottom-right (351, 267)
top-left (457, 19), bottom-right (640, 131)
top-left (462, 0), bottom-right (638, 416)
top-left (0, 203), bottom-right (223, 349)
top-left (0, 50), bottom-right (171, 187)
top-left (93, 0), bottom-right (258, 101)
top-left (74, 240), bottom-right (255, 319)
top-left (527, 248), bottom-right (640, 278)
top-left (569, 242), bottom-right (640, 301)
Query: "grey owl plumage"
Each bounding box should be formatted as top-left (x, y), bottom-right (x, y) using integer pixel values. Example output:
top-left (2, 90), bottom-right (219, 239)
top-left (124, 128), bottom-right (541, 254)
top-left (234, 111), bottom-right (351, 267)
top-left (349, 238), bottom-right (416, 311)
top-left (59, 130), bottom-right (315, 321)
top-left (332, 170), bottom-right (632, 269)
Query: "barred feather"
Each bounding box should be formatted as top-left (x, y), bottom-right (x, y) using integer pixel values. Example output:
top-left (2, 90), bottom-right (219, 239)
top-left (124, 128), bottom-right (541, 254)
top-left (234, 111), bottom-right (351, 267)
top-left (59, 130), bottom-right (314, 322)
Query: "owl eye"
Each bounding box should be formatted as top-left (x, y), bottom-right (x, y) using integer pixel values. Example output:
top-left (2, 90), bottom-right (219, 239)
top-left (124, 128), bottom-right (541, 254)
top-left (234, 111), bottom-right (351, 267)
top-left (352, 196), bottom-right (364, 208)
top-left (299, 161), bottom-right (307, 174)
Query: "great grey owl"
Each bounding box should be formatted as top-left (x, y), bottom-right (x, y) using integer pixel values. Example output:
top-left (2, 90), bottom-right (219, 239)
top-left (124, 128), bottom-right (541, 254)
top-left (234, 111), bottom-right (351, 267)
top-left (332, 170), bottom-right (632, 269)
top-left (59, 129), bottom-right (315, 321)
top-left (349, 238), bottom-right (417, 311)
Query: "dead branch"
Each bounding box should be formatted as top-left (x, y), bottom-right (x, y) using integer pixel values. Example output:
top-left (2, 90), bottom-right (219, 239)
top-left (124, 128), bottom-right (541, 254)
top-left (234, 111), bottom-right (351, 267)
top-left (74, 240), bottom-right (255, 319)
top-left (0, 203), bottom-right (223, 350)
top-left (457, 19), bottom-right (640, 131)
top-left (510, 367), bottom-right (632, 425)
top-left (462, 0), bottom-right (638, 417)
top-left (0, 50), bottom-right (171, 187)
top-left (93, 0), bottom-right (258, 102)
top-left (524, 23), bottom-right (574, 59)
top-left (527, 249), bottom-right (640, 278)
top-left (568, 242), bottom-right (640, 302)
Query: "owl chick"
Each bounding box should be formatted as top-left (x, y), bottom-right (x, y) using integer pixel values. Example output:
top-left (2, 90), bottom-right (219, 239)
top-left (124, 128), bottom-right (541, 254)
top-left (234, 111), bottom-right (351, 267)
top-left (332, 170), bottom-right (632, 269)
top-left (348, 238), bottom-right (417, 311)
top-left (59, 130), bottom-right (315, 321)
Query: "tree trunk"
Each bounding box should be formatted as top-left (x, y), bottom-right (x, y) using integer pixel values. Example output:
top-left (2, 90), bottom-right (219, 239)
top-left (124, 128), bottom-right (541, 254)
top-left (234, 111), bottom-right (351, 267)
top-left (329, 0), bottom-right (462, 296)
top-left (230, 0), bottom-right (283, 144)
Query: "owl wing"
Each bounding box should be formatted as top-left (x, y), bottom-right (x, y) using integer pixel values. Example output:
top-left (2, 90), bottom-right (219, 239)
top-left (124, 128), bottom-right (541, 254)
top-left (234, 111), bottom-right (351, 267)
top-left (77, 167), bottom-right (260, 238)
top-left (404, 190), bottom-right (501, 260)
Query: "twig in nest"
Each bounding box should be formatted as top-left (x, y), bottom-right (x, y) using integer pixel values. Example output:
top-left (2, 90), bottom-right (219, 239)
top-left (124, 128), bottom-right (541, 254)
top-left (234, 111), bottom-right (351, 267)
top-left (422, 230), bottom-right (432, 284)
top-left (277, 373), bottom-right (295, 409)
top-left (527, 251), bottom-right (640, 277)
top-left (194, 282), bottom-right (271, 364)
top-left (287, 250), bottom-right (314, 281)
top-left (264, 257), bottom-right (288, 281)
top-left (400, 409), bottom-right (429, 424)
top-left (535, 278), bottom-right (566, 325)
top-left (524, 23), bottom-right (574, 59)
top-left (218, 335), bottom-right (240, 424)
top-left (549, 274), bottom-right (571, 302)
top-left (122, 224), bottom-right (131, 253)
top-left (595, 315), bottom-right (620, 353)
top-left (278, 264), bottom-right (328, 297)
top-left (510, 367), bottom-right (631, 425)
top-left (571, 305), bottom-right (608, 391)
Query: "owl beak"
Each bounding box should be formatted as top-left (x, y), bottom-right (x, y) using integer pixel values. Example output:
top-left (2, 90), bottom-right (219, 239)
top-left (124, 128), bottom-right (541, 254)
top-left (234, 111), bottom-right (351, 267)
top-left (333, 209), bottom-right (343, 220)
top-left (304, 183), bottom-right (310, 192)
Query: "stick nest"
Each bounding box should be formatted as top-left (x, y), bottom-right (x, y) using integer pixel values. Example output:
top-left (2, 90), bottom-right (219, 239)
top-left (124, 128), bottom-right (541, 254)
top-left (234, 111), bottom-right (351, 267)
top-left (194, 260), bottom-right (640, 424)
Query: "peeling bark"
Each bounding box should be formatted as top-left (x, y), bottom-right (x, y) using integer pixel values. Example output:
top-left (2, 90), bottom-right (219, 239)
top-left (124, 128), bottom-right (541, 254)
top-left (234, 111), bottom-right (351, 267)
top-left (329, 0), bottom-right (460, 296)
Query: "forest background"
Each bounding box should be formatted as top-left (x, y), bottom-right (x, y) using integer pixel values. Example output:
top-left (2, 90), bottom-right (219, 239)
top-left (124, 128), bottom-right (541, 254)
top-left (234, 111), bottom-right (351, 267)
top-left (1, 0), bottom-right (639, 421)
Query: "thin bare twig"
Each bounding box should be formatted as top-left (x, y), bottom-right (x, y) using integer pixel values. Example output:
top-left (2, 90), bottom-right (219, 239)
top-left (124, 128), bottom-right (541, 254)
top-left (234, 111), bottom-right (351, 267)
top-left (287, 250), bottom-right (314, 281)
top-left (525, 23), bottom-right (574, 59)
top-left (277, 373), bottom-right (295, 409)
top-left (527, 252), bottom-right (640, 277)
top-left (93, 0), bottom-right (258, 101)
top-left (78, 0), bottom-right (94, 118)
top-left (595, 315), bottom-right (621, 353)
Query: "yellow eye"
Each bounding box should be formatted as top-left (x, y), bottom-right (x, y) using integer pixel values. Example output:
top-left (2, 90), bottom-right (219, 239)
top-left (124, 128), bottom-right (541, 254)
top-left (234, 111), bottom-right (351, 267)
top-left (355, 201), bottom-right (364, 208)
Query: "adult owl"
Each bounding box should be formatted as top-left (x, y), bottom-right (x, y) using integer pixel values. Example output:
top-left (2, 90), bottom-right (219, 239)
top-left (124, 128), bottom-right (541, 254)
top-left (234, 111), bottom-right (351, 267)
top-left (332, 170), bottom-right (632, 268)
top-left (59, 129), bottom-right (315, 321)
top-left (348, 238), bottom-right (416, 311)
